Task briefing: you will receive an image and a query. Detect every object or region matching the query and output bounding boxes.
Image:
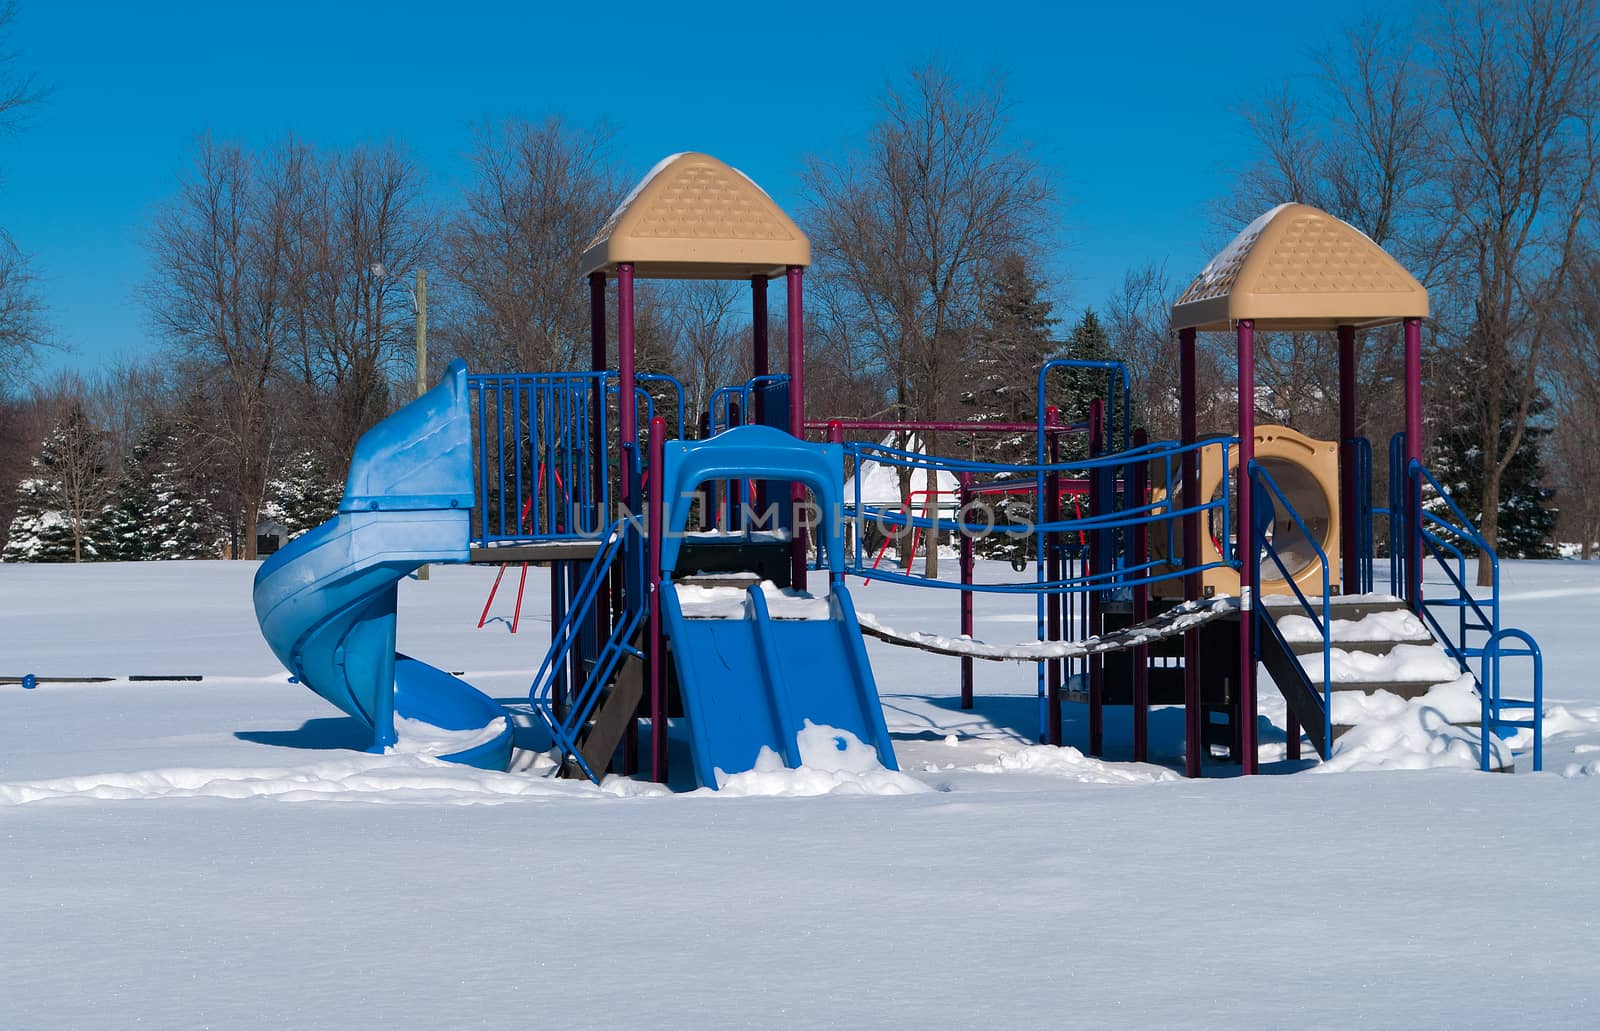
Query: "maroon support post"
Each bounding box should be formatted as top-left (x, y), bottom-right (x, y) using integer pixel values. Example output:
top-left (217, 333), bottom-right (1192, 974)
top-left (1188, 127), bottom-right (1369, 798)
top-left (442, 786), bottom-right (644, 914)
top-left (647, 416), bottom-right (666, 783)
top-left (959, 470), bottom-right (975, 710)
top-left (1337, 324), bottom-right (1358, 594)
top-left (752, 275), bottom-right (770, 512)
top-left (1131, 428), bottom-right (1150, 762)
top-left (1179, 328), bottom-right (1202, 778)
top-left (1045, 406), bottom-right (1063, 746)
top-left (1087, 399), bottom-right (1104, 757)
top-left (590, 272), bottom-right (608, 519)
top-left (616, 263), bottom-right (638, 776)
top-left (1236, 318), bottom-right (1258, 776)
top-left (1404, 316), bottom-right (1423, 609)
top-left (828, 420), bottom-right (845, 574)
top-left (786, 266), bottom-right (807, 590)
top-left (617, 264), bottom-right (637, 509)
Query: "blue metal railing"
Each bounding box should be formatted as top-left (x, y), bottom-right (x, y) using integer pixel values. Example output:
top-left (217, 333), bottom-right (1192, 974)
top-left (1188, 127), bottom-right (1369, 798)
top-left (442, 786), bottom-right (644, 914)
top-left (527, 518), bottom-right (648, 782)
top-left (1407, 458), bottom-right (1543, 770)
top-left (839, 435), bottom-right (1234, 595)
top-left (1480, 628), bottom-right (1543, 772)
top-left (467, 370), bottom-right (679, 549)
top-left (1251, 460), bottom-right (1333, 755)
top-left (624, 372), bottom-right (686, 439)
top-left (1410, 460), bottom-right (1499, 672)
top-left (709, 374), bottom-right (790, 435)
top-left (1349, 436), bottom-right (1379, 595)
top-left (1388, 432), bottom-right (1408, 597)
top-left (468, 371), bottom-right (609, 547)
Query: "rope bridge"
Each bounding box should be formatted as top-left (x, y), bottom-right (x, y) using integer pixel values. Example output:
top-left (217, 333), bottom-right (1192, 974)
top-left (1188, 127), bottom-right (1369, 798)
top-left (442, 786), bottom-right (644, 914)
top-left (855, 595), bottom-right (1240, 662)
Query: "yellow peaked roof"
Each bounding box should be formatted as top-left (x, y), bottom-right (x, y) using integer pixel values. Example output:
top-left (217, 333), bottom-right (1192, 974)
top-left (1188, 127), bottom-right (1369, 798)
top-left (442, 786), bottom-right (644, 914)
top-left (1171, 203), bottom-right (1428, 332)
top-left (578, 152), bottom-right (811, 280)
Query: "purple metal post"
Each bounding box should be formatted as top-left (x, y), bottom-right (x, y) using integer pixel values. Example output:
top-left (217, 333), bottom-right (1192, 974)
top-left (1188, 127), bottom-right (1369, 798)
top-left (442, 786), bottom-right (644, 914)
top-left (648, 416), bottom-right (666, 783)
top-left (726, 401), bottom-right (742, 531)
top-left (617, 263), bottom-right (637, 509)
top-left (1236, 318), bottom-right (1258, 776)
top-left (1404, 317), bottom-right (1423, 609)
top-left (616, 263), bottom-right (638, 777)
top-left (786, 266), bottom-right (807, 591)
top-left (1087, 398), bottom-right (1104, 757)
top-left (959, 470), bottom-right (974, 710)
top-left (752, 275), bottom-right (769, 419)
top-left (1131, 428), bottom-right (1150, 762)
top-left (752, 275), bottom-right (769, 511)
top-left (550, 564), bottom-right (567, 721)
top-left (829, 419), bottom-right (845, 577)
top-left (590, 272), bottom-right (607, 515)
top-left (1045, 405), bottom-right (1063, 745)
top-left (1179, 327), bottom-right (1202, 779)
top-left (1338, 324), bottom-right (1358, 594)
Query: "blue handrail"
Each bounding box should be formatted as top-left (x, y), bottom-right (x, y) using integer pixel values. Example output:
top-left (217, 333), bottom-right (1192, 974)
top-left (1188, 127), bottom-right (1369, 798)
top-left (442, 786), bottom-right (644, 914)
top-left (1480, 628), bottom-right (1543, 772)
top-left (1405, 457), bottom-right (1543, 771)
top-left (1251, 460), bottom-right (1333, 754)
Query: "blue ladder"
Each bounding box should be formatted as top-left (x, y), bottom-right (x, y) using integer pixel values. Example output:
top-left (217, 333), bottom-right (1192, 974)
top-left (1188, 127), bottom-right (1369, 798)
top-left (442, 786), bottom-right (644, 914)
top-left (528, 519), bottom-right (649, 782)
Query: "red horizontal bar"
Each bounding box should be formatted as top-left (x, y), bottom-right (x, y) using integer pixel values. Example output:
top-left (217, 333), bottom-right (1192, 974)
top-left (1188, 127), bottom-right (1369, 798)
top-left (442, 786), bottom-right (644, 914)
top-left (803, 420), bottom-right (1082, 435)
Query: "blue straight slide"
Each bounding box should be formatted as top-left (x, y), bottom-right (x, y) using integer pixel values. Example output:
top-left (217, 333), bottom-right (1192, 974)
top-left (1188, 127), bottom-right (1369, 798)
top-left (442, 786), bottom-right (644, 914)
top-left (252, 360), bottom-right (513, 770)
top-left (660, 581), bottom-right (897, 788)
top-left (655, 425), bottom-right (898, 788)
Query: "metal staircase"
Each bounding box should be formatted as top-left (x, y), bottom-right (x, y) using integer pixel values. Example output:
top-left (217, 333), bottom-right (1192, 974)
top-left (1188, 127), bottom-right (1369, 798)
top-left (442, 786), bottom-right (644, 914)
top-left (527, 519), bottom-right (650, 782)
top-left (1250, 453), bottom-right (1544, 771)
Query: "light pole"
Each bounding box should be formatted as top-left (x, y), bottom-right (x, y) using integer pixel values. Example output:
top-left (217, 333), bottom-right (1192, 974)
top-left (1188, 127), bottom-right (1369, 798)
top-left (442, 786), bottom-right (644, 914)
top-left (372, 263), bottom-right (431, 578)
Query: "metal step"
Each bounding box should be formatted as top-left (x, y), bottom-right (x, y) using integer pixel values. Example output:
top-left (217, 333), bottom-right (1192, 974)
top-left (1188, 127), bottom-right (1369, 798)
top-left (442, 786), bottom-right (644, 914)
top-left (559, 636), bottom-right (646, 781)
top-left (1284, 638), bottom-right (1430, 656)
top-left (1262, 596), bottom-right (1411, 622)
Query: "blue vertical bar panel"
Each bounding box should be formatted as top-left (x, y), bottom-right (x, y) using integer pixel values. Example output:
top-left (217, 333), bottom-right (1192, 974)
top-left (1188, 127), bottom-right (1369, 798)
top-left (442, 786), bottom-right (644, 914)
top-left (494, 380), bottom-right (507, 540)
top-left (512, 378), bottom-right (525, 537)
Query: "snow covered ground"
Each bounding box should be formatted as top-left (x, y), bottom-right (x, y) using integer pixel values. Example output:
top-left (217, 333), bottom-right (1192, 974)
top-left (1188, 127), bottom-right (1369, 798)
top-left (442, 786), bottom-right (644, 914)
top-left (3, 558), bottom-right (1600, 1029)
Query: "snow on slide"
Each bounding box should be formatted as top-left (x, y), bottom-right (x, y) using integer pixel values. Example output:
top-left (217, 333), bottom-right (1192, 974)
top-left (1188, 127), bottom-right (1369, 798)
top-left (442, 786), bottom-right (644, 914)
top-left (251, 361), bottom-right (513, 770)
top-left (661, 579), bottom-right (899, 789)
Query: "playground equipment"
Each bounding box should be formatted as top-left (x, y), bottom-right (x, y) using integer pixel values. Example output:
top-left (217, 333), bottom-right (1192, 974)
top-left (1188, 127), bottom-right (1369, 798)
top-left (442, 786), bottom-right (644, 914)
top-left (252, 363), bottom-right (514, 770)
top-left (252, 160), bottom-right (1544, 785)
top-left (1151, 424), bottom-right (1341, 599)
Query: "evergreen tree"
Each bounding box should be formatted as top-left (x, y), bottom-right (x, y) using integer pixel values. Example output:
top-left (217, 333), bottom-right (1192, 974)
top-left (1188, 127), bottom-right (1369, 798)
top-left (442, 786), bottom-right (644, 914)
top-left (961, 254), bottom-right (1058, 462)
top-left (1056, 309), bottom-right (1115, 460)
top-left (261, 448), bottom-right (343, 542)
top-left (1, 405), bottom-right (111, 562)
top-left (1, 475), bottom-right (75, 561)
top-left (1427, 349), bottom-right (1558, 559)
top-left (150, 394), bottom-right (230, 559)
top-left (92, 418), bottom-right (168, 561)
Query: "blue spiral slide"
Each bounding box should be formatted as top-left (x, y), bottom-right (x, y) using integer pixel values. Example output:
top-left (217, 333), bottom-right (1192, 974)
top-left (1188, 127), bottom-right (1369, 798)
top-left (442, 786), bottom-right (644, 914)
top-left (251, 361), bottom-right (513, 770)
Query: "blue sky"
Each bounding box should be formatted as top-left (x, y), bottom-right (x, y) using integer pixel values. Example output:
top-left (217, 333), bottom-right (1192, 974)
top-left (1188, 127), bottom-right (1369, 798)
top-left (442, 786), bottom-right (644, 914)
top-left (2, 0), bottom-right (1401, 379)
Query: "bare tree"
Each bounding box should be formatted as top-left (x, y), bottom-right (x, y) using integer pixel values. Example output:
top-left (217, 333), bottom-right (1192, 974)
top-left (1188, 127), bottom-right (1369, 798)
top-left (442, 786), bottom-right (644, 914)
top-left (0, 1), bottom-right (49, 389)
top-left (0, 236), bottom-right (46, 396)
top-left (1432, 0), bottom-right (1600, 582)
top-left (804, 65), bottom-right (1054, 575)
top-left (441, 118), bottom-right (621, 373)
top-left (0, 0), bottom-right (42, 135)
top-left (668, 279), bottom-right (747, 420)
top-left (1221, 18), bottom-right (1446, 451)
top-left (1549, 248), bottom-right (1600, 556)
top-left (285, 142), bottom-right (435, 464)
top-left (144, 138), bottom-right (298, 559)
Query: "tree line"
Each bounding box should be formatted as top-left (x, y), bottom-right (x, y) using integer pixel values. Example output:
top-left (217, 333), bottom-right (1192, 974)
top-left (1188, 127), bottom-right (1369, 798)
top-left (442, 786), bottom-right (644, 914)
top-left (1, 0), bottom-right (1596, 569)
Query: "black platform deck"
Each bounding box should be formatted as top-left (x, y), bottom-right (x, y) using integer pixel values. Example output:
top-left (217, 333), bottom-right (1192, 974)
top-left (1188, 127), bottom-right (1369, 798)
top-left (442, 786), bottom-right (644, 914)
top-left (469, 540), bottom-right (603, 564)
